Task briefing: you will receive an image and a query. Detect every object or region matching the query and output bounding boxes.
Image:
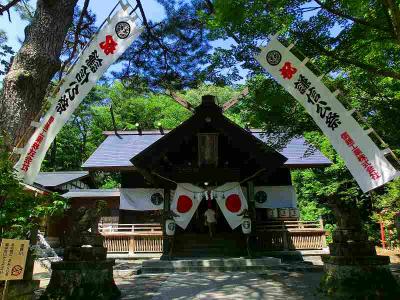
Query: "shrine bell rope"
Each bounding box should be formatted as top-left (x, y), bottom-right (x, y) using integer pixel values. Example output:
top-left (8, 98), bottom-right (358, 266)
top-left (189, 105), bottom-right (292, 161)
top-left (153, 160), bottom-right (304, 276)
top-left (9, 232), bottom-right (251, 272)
top-left (152, 168), bottom-right (266, 194)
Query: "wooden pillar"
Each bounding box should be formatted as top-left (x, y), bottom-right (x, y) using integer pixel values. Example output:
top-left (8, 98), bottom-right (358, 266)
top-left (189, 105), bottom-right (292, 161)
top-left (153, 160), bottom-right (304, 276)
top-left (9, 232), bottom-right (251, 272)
top-left (128, 235), bottom-right (135, 256)
top-left (282, 223), bottom-right (289, 251)
top-left (162, 188), bottom-right (171, 258)
top-left (319, 217), bottom-right (327, 248)
top-left (246, 181), bottom-right (256, 220)
top-left (380, 220), bottom-right (386, 249)
top-left (246, 181), bottom-right (256, 257)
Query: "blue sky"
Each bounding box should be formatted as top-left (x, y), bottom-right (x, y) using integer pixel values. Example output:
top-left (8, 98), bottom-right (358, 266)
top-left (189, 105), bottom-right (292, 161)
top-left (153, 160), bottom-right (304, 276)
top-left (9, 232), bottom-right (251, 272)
top-left (0, 0), bottom-right (341, 84)
top-left (0, 0), bottom-right (166, 52)
top-left (0, 0), bottom-right (239, 82)
top-left (0, 0), bottom-right (170, 81)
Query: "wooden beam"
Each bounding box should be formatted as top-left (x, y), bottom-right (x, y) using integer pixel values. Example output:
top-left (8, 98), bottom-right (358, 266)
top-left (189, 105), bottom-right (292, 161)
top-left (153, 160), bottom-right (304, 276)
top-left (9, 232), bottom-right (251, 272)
top-left (167, 90), bottom-right (195, 112)
top-left (223, 87), bottom-right (249, 112)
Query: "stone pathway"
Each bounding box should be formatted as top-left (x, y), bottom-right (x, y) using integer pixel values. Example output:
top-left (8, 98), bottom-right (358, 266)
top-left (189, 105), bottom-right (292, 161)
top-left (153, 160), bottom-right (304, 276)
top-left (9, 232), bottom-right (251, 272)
top-left (33, 257), bottom-right (400, 300)
top-left (116, 271), bottom-right (326, 300)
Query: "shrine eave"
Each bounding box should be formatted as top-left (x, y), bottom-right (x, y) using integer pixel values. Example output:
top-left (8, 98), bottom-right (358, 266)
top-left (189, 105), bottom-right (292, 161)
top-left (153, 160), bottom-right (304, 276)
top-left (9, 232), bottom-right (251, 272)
top-left (82, 131), bottom-right (332, 171)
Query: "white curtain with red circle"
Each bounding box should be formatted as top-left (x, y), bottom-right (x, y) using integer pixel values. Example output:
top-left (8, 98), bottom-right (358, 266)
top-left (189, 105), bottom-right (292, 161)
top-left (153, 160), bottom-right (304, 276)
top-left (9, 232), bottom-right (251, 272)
top-left (171, 183), bottom-right (204, 229)
top-left (215, 182), bottom-right (248, 229)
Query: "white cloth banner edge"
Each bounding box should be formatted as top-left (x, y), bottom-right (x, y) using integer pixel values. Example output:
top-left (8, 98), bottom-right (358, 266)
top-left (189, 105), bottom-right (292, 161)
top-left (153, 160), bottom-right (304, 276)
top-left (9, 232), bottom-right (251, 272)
top-left (14, 7), bottom-right (143, 185)
top-left (120, 188), bottom-right (164, 211)
top-left (255, 37), bottom-right (399, 192)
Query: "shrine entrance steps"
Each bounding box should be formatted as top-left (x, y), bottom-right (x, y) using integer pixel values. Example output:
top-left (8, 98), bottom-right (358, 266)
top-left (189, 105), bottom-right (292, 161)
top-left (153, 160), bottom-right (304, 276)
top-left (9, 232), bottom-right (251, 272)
top-left (171, 233), bottom-right (247, 257)
top-left (139, 257), bottom-right (282, 274)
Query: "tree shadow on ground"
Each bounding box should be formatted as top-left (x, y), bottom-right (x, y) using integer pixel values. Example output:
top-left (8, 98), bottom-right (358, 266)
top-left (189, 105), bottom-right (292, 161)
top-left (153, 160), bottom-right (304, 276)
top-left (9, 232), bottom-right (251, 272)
top-left (117, 271), bottom-right (326, 300)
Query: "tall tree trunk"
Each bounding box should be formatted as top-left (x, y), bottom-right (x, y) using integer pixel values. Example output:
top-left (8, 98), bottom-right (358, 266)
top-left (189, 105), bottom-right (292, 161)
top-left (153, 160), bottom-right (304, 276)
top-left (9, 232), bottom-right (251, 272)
top-left (0, 0), bottom-right (78, 148)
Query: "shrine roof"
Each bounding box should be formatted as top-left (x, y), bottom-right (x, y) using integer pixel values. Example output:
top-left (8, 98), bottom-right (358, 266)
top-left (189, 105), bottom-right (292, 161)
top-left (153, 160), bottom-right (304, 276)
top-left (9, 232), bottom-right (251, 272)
top-left (82, 130), bottom-right (331, 170)
top-left (62, 189), bottom-right (120, 199)
top-left (34, 171), bottom-right (89, 188)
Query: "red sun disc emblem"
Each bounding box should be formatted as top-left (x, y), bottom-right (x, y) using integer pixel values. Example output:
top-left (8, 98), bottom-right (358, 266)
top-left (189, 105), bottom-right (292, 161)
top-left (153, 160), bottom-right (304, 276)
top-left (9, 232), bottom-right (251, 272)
top-left (177, 195), bottom-right (193, 213)
top-left (225, 194), bottom-right (241, 213)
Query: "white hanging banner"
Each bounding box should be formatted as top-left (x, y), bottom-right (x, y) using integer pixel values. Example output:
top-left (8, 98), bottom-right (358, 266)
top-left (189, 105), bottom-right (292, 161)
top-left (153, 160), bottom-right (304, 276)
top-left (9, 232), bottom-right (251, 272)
top-left (171, 183), bottom-right (204, 229)
top-left (14, 6), bottom-right (143, 184)
top-left (255, 36), bottom-right (399, 193)
top-left (215, 182), bottom-right (248, 229)
top-left (120, 188), bottom-right (164, 211)
top-left (254, 186), bottom-right (297, 208)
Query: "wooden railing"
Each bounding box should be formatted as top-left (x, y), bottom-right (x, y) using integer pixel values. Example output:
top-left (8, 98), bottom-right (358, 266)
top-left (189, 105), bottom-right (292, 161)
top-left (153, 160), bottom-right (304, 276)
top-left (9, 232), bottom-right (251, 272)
top-left (99, 223), bottom-right (163, 255)
top-left (255, 219), bottom-right (327, 250)
top-left (98, 223), bottom-right (162, 233)
top-left (98, 221), bottom-right (326, 255)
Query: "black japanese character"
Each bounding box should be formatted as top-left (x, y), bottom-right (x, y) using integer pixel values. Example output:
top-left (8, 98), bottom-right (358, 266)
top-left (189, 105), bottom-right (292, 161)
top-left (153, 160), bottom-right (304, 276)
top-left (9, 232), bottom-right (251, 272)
top-left (325, 112), bottom-right (341, 130)
top-left (56, 95), bottom-right (69, 114)
top-left (86, 50), bottom-right (103, 73)
top-left (316, 101), bottom-right (331, 118)
top-left (306, 87), bottom-right (321, 104)
top-left (294, 74), bottom-right (311, 94)
top-left (76, 65), bottom-right (90, 85)
top-left (65, 82), bottom-right (79, 101)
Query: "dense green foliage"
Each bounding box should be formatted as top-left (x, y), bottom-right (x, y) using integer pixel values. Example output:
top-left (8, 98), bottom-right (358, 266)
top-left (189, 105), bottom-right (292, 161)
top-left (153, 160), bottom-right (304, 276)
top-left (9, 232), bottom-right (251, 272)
top-left (0, 30), bottom-right (13, 76)
top-left (116, 1), bottom-right (213, 91)
top-left (0, 140), bottom-right (68, 240)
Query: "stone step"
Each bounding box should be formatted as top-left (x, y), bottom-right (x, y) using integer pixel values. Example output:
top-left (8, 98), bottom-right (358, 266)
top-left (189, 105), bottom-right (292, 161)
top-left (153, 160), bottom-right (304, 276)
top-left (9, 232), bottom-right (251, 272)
top-left (174, 240), bottom-right (242, 245)
top-left (138, 264), bottom-right (323, 274)
top-left (143, 257), bottom-right (281, 268)
top-left (140, 265), bottom-right (272, 273)
top-left (173, 246), bottom-right (244, 251)
top-left (171, 251), bottom-right (246, 258)
top-left (140, 257), bottom-right (283, 274)
top-left (174, 239), bottom-right (243, 244)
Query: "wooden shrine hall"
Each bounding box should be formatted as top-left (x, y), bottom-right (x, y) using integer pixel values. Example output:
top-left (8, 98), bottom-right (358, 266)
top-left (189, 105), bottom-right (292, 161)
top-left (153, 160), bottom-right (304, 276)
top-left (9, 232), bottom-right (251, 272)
top-left (57, 95), bottom-right (331, 258)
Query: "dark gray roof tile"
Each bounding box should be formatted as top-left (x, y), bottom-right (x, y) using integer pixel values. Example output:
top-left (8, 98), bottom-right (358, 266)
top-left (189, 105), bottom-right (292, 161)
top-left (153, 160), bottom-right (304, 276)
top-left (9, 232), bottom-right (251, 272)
top-left (62, 189), bottom-right (120, 198)
top-left (82, 131), bottom-right (331, 169)
top-left (35, 171), bottom-right (89, 187)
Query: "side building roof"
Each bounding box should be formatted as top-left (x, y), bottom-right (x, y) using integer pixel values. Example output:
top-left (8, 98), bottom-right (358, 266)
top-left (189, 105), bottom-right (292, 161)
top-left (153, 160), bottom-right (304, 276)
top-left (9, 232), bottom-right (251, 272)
top-left (82, 130), bottom-right (331, 170)
top-left (62, 189), bottom-right (120, 199)
top-left (34, 171), bottom-right (89, 188)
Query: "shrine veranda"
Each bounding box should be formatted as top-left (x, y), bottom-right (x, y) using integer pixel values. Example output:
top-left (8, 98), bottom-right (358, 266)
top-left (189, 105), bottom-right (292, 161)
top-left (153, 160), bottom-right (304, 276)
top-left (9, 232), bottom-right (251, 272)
top-left (44, 95), bottom-right (330, 258)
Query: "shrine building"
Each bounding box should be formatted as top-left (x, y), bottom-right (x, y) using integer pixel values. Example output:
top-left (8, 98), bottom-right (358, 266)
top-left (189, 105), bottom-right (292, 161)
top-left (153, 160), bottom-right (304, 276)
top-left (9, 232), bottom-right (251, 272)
top-left (53, 95), bottom-right (330, 258)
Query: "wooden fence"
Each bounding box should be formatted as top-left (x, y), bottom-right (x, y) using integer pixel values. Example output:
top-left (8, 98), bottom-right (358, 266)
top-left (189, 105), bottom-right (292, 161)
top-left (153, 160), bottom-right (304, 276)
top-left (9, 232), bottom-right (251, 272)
top-left (255, 220), bottom-right (327, 250)
top-left (98, 221), bottom-right (326, 255)
top-left (99, 223), bottom-right (163, 255)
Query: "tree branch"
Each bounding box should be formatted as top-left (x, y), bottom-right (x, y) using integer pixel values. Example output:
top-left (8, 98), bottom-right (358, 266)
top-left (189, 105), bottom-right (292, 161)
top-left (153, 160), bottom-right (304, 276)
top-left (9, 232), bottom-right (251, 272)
top-left (136, 0), bottom-right (170, 74)
top-left (203, 0), bottom-right (241, 44)
top-left (166, 90), bottom-right (195, 112)
top-left (380, 0), bottom-right (400, 43)
top-left (314, 0), bottom-right (385, 31)
top-left (310, 39), bottom-right (400, 80)
top-left (0, 0), bottom-right (22, 21)
top-left (59, 0), bottom-right (90, 78)
top-left (21, 0), bottom-right (33, 19)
